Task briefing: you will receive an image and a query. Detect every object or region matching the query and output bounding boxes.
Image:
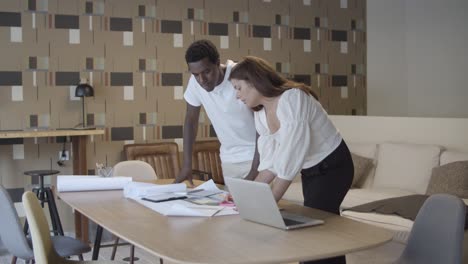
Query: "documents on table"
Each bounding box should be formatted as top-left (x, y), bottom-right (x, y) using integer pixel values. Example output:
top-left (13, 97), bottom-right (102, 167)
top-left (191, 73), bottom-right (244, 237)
top-left (123, 181), bottom-right (186, 198)
top-left (124, 179), bottom-right (238, 217)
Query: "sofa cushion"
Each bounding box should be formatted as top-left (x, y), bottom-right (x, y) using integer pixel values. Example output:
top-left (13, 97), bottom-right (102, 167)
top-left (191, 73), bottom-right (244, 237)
top-left (341, 188), bottom-right (414, 209)
top-left (426, 161), bottom-right (468, 198)
top-left (347, 142), bottom-right (377, 159)
top-left (351, 153), bottom-right (374, 188)
top-left (373, 143), bottom-right (441, 194)
top-left (347, 142), bottom-right (378, 188)
top-left (440, 150), bottom-right (468, 165)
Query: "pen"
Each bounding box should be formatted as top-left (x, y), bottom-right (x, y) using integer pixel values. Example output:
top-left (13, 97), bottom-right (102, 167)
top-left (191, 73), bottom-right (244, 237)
top-left (142, 196), bottom-right (187, 203)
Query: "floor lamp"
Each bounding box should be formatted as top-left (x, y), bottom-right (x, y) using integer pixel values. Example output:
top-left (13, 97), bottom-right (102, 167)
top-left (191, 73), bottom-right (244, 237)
top-left (74, 79), bottom-right (94, 130)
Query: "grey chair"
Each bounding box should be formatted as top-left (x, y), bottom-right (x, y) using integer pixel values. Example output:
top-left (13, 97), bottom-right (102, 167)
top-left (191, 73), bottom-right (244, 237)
top-left (395, 194), bottom-right (466, 264)
top-left (0, 185), bottom-right (91, 263)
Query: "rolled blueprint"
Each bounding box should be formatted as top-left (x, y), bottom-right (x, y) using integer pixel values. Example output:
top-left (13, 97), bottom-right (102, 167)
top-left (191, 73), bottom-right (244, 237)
top-left (57, 175), bottom-right (132, 192)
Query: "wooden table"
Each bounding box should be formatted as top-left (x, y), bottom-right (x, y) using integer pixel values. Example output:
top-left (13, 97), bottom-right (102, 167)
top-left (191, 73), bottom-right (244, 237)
top-left (58, 180), bottom-right (393, 264)
top-left (0, 129), bottom-right (105, 242)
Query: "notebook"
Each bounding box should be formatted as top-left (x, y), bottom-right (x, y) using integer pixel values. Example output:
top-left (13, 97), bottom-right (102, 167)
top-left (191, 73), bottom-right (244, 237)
top-left (225, 177), bottom-right (324, 230)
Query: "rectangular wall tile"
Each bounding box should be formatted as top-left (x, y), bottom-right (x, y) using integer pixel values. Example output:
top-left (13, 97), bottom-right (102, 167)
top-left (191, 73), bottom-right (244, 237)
top-left (56, 72), bottom-right (80, 86)
top-left (55, 15), bottom-right (79, 29)
top-left (161, 125), bottom-right (183, 139)
top-left (332, 30), bottom-right (347, 41)
top-left (161, 73), bottom-right (182, 86)
top-left (111, 127), bottom-right (134, 141)
top-left (294, 74), bottom-right (311, 85)
top-left (161, 20), bottom-right (182, 33)
top-left (110, 72), bottom-right (133, 86)
top-left (110, 17), bottom-right (132, 31)
top-left (0, 12), bottom-right (21, 27)
top-left (332, 75), bottom-right (348, 86)
top-left (0, 72), bottom-right (22, 85)
top-left (12, 144), bottom-right (24, 160)
top-left (209, 23), bottom-right (228, 36)
top-left (0, 138), bottom-right (23, 145)
top-left (252, 25), bottom-right (271, 38)
top-left (294, 27), bottom-right (310, 40)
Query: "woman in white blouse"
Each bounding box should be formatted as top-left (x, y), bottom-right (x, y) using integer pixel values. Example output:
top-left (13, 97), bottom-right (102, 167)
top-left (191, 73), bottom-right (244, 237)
top-left (229, 56), bottom-right (353, 264)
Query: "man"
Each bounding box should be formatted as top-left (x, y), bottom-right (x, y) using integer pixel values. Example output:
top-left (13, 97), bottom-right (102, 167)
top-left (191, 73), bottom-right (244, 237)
top-left (174, 39), bottom-right (259, 186)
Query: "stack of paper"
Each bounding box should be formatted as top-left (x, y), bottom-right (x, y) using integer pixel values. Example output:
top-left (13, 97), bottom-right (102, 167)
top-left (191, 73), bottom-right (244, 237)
top-left (123, 182), bottom-right (186, 198)
top-left (129, 180), bottom-right (238, 217)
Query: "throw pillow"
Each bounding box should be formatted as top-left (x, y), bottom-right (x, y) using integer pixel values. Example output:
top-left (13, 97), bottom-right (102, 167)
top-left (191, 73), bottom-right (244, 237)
top-left (373, 142), bottom-right (441, 194)
top-left (426, 161), bottom-right (468, 198)
top-left (351, 153), bottom-right (374, 188)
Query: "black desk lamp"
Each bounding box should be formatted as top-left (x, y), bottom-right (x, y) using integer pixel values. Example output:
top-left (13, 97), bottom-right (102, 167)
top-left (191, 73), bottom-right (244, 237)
top-left (74, 79), bottom-right (94, 130)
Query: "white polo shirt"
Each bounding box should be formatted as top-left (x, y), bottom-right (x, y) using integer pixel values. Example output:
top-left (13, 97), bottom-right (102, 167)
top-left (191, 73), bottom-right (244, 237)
top-left (184, 60), bottom-right (256, 164)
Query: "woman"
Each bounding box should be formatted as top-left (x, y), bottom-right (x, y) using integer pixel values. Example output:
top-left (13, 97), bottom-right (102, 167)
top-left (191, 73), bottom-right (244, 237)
top-left (229, 56), bottom-right (353, 264)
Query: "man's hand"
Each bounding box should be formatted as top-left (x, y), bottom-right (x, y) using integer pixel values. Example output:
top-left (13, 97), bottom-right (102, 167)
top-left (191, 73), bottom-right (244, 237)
top-left (244, 169), bottom-right (258, 181)
top-left (174, 167), bottom-right (195, 187)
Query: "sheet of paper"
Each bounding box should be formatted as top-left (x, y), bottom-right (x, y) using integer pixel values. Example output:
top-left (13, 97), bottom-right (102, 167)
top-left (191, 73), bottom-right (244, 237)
top-left (193, 179), bottom-right (219, 191)
top-left (186, 197), bottom-right (220, 206)
top-left (123, 181), bottom-right (186, 198)
top-left (134, 198), bottom-right (238, 217)
top-left (186, 179), bottom-right (227, 198)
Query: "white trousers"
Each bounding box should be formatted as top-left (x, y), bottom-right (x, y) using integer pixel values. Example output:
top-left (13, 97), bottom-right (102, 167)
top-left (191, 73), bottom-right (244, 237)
top-left (221, 161), bottom-right (252, 179)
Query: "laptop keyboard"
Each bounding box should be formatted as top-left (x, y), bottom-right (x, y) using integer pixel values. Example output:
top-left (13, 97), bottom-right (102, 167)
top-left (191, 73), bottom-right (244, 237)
top-left (282, 217), bottom-right (304, 226)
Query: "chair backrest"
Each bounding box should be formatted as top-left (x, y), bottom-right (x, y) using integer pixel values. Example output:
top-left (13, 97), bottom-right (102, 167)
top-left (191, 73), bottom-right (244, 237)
top-left (124, 142), bottom-right (180, 179)
top-left (113, 160), bottom-right (157, 181)
top-left (397, 194), bottom-right (466, 264)
top-left (0, 185), bottom-right (34, 260)
top-left (192, 140), bottom-right (224, 184)
top-left (22, 191), bottom-right (61, 264)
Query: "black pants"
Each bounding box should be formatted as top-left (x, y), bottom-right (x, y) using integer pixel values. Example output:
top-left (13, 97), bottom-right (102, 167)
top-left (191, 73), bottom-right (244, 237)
top-left (300, 140), bottom-right (354, 264)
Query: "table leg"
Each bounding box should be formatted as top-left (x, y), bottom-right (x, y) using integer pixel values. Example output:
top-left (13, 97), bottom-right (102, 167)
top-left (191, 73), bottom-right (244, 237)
top-left (74, 211), bottom-right (82, 239)
top-left (92, 225), bottom-right (103, 260)
top-left (72, 135), bottom-right (90, 243)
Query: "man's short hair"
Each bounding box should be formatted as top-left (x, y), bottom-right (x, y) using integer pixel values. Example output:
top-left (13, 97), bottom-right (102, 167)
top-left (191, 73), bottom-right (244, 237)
top-left (185, 39), bottom-right (220, 64)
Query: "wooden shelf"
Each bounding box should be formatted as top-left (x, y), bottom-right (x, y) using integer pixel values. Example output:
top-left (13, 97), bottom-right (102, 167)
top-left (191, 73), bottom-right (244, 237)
top-left (0, 129), bottom-right (105, 139)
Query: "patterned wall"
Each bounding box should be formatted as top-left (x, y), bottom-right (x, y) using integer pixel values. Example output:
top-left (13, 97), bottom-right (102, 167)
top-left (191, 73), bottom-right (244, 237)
top-left (0, 0), bottom-right (366, 200)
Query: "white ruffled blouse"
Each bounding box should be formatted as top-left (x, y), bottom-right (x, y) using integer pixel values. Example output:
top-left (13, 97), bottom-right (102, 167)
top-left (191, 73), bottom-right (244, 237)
top-left (255, 89), bottom-right (342, 181)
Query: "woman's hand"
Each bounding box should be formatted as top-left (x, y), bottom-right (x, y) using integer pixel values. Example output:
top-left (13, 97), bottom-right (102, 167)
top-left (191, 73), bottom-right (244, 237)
top-left (223, 193), bottom-right (233, 202)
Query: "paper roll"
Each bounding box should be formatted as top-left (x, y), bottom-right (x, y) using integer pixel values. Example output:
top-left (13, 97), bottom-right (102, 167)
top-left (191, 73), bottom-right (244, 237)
top-left (57, 175), bottom-right (132, 192)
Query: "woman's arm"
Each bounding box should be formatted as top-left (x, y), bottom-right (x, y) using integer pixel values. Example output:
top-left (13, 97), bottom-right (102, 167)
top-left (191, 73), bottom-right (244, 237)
top-left (255, 170), bottom-right (292, 202)
top-left (271, 177), bottom-right (292, 202)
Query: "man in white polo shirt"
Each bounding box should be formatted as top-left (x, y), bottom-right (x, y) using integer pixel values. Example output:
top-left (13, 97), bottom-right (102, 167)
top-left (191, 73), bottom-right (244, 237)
top-left (174, 39), bottom-right (259, 186)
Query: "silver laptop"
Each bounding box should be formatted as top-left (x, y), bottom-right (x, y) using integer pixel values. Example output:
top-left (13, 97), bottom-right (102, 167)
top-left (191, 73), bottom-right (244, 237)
top-left (225, 177), bottom-right (324, 230)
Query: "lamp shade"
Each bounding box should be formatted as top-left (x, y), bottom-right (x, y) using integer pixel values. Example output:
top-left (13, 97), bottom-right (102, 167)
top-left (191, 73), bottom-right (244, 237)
top-left (75, 83), bottom-right (94, 97)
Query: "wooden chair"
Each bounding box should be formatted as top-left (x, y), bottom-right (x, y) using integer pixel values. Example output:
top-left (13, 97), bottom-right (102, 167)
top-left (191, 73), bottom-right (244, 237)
top-left (124, 142), bottom-right (180, 179)
top-left (192, 140), bottom-right (224, 184)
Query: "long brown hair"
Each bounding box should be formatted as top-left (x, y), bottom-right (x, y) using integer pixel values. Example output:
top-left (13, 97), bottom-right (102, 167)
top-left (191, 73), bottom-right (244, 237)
top-left (229, 56), bottom-right (318, 111)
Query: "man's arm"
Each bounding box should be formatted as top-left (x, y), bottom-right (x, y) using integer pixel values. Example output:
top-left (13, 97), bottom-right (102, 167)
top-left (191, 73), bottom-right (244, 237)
top-left (174, 103), bottom-right (201, 186)
top-left (244, 132), bottom-right (260, 181)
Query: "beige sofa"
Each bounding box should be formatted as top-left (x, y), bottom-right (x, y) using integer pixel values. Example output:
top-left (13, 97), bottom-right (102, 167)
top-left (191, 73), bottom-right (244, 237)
top-left (283, 115), bottom-right (468, 263)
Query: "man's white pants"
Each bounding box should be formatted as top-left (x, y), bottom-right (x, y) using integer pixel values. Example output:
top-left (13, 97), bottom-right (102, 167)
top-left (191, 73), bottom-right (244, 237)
top-left (221, 161), bottom-right (252, 179)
